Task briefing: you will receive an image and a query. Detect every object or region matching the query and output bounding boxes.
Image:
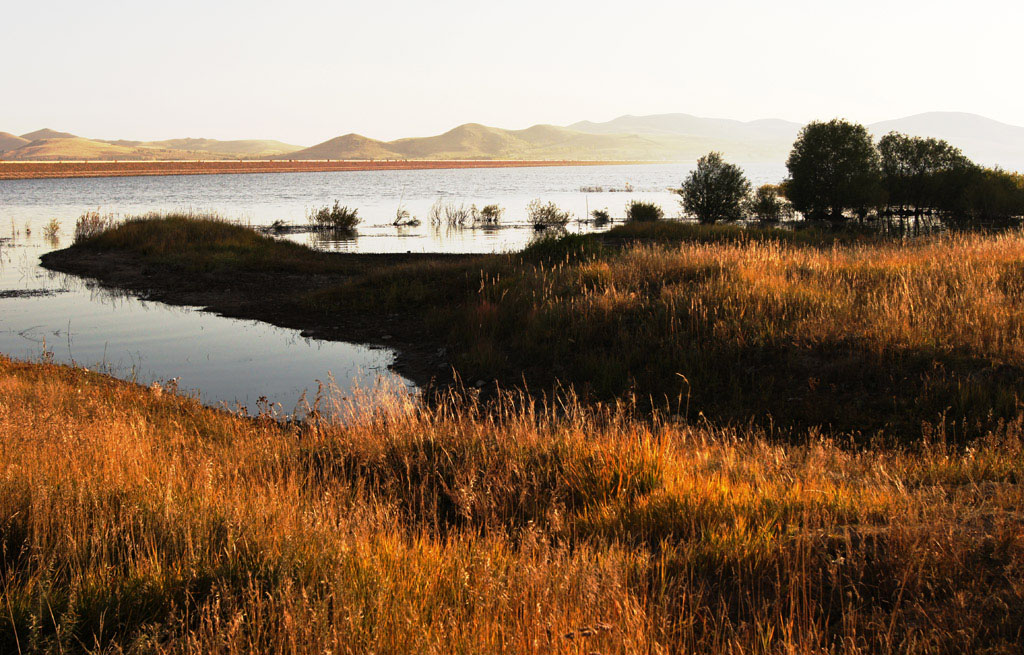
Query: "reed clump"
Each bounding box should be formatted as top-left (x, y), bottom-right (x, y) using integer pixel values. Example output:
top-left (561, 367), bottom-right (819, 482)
top-left (2, 355), bottom-right (1023, 653)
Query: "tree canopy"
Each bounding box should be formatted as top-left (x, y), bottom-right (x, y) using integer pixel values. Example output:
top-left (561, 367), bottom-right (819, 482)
top-left (785, 119), bottom-right (881, 220)
top-left (679, 152), bottom-right (751, 223)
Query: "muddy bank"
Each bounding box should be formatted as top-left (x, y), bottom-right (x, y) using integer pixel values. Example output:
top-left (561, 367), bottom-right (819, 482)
top-left (39, 247), bottom-right (474, 391)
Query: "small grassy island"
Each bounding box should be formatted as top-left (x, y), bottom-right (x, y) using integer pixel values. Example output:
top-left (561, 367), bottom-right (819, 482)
top-left (4, 213), bottom-right (1022, 652)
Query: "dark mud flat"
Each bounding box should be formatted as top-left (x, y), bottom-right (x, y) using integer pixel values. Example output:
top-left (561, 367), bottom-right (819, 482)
top-left (40, 248), bottom-right (474, 390)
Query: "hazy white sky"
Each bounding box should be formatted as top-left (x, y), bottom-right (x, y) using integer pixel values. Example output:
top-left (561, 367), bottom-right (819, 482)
top-left (3, 0), bottom-right (1023, 145)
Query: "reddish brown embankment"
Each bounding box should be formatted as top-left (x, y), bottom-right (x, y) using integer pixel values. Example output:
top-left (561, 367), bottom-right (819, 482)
top-left (0, 159), bottom-right (637, 180)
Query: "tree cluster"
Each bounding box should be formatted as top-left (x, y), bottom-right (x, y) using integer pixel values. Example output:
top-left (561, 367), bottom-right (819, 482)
top-left (784, 119), bottom-right (1024, 223)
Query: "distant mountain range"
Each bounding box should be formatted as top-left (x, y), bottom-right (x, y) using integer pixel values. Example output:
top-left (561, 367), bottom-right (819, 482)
top-left (2, 112), bottom-right (1023, 168)
top-left (0, 131), bottom-right (304, 161)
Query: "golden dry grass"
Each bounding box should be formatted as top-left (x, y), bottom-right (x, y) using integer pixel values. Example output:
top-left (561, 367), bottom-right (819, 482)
top-left (442, 228), bottom-right (1024, 433)
top-left (56, 214), bottom-right (1024, 433)
top-left (3, 356), bottom-right (1023, 653)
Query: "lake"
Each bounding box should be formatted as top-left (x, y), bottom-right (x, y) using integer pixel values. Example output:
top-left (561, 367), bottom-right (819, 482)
top-left (0, 162), bottom-right (786, 413)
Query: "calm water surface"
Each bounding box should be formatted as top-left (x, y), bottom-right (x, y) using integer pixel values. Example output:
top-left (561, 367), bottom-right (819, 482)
top-left (0, 162), bottom-right (785, 413)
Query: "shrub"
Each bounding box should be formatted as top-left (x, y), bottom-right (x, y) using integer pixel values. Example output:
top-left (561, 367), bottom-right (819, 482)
top-left (526, 200), bottom-right (571, 228)
top-left (477, 204), bottom-right (504, 225)
top-left (625, 200), bottom-right (664, 222)
top-left (746, 184), bottom-right (792, 222)
top-left (393, 207), bottom-right (420, 227)
top-left (678, 152), bottom-right (751, 223)
top-left (521, 232), bottom-right (603, 262)
top-left (308, 201), bottom-right (359, 231)
top-left (591, 209), bottom-right (611, 226)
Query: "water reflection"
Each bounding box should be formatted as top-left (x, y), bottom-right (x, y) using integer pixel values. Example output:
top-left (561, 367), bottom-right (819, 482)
top-left (0, 233), bottom-right (413, 416)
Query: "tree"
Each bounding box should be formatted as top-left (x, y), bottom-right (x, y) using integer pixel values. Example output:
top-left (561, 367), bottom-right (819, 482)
top-left (678, 152), bottom-right (751, 223)
top-left (785, 119), bottom-right (882, 220)
top-left (877, 132), bottom-right (974, 218)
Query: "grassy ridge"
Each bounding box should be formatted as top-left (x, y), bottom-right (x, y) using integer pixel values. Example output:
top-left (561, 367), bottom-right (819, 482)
top-left (2, 356), bottom-right (1023, 653)
top-left (66, 215), bottom-right (1024, 436)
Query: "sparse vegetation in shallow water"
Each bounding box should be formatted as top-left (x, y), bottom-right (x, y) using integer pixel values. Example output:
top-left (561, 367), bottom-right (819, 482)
top-left (428, 198), bottom-right (473, 227)
top-left (625, 199), bottom-right (664, 222)
top-left (393, 206), bottom-right (420, 227)
top-left (527, 198), bottom-right (572, 228)
top-left (308, 201), bottom-right (360, 231)
top-left (43, 217), bottom-right (61, 243)
top-left (476, 204), bottom-right (504, 225)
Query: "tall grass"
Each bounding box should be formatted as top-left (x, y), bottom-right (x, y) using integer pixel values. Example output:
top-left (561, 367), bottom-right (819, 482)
top-left (313, 227), bottom-right (1024, 435)
top-left (73, 210), bottom-right (118, 244)
top-left (2, 355), bottom-right (1023, 653)
top-left (59, 214), bottom-right (1024, 435)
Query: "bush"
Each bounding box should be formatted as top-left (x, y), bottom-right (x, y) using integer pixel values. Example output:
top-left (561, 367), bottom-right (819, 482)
top-left (521, 232), bottom-right (603, 262)
top-left (625, 200), bottom-right (664, 222)
top-left (591, 209), bottom-right (611, 226)
top-left (746, 184), bottom-right (792, 222)
top-left (527, 200), bottom-right (571, 228)
top-left (678, 152), bottom-right (751, 223)
top-left (308, 201), bottom-right (359, 231)
top-left (393, 207), bottom-right (420, 227)
top-left (477, 204), bottom-right (504, 225)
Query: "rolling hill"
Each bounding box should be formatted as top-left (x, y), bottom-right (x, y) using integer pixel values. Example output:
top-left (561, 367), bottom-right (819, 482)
top-left (1, 133), bottom-right (304, 160)
top-left (4, 112), bottom-right (1023, 165)
top-left (0, 132), bottom-right (30, 153)
top-left (276, 122), bottom-right (796, 162)
top-left (101, 138), bottom-right (303, 157)
top-left (20, 128), bottom-right (77, 141)
top-left (0, 137), bottom-right (241, 161)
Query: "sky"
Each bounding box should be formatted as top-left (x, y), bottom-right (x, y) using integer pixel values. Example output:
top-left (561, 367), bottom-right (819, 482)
top-left (4, 0), bottom-right (1023, 145)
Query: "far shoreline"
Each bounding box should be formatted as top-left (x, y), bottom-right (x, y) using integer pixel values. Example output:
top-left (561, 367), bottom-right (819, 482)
top-left (0, 159), bottom-right (655, 181)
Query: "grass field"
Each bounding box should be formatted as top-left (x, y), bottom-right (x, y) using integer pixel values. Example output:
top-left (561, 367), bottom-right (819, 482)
top-left (19, 214), bottom-right (1024, 652)
top-left (64, 214), bottom-right (1024, 438)
top-left (2, 355), bottom-right (1023, 653)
